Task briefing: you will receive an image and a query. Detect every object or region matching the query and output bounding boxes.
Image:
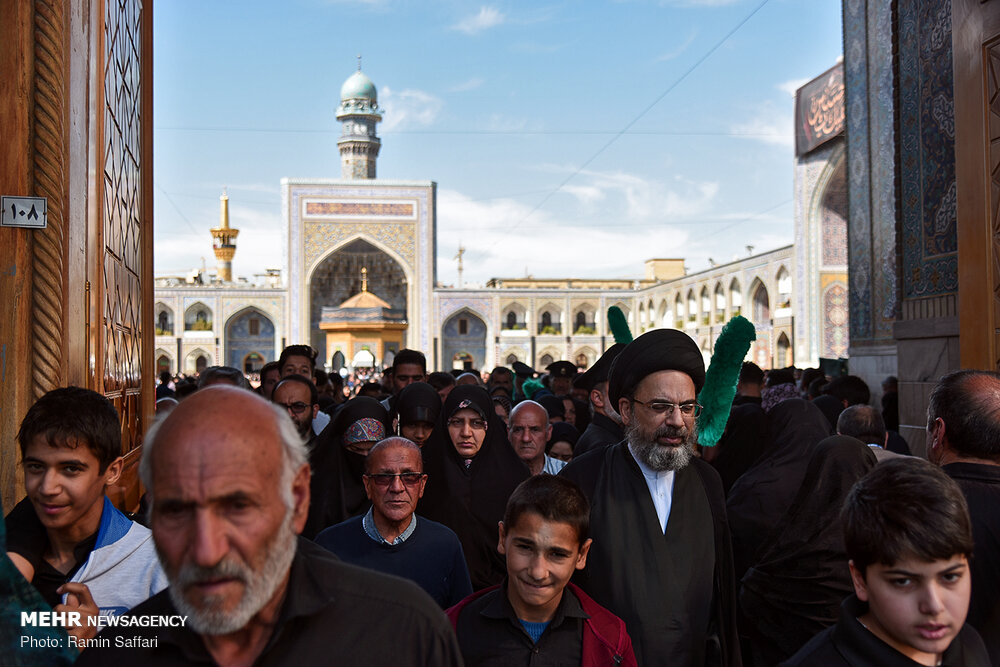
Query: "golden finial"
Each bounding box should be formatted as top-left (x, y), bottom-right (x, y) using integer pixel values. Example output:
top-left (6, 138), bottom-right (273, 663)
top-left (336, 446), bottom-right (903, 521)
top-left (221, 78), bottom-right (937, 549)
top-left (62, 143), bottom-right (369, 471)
top-left (361, 266), bottom-right (368, 292)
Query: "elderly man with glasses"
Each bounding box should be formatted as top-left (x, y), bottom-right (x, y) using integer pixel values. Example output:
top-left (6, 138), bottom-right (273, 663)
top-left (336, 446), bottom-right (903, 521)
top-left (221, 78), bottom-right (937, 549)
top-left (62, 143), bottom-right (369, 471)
top-left (560, 329), bottom-right (741, 667)
top-left (315, 437), bottom-right (472, 609)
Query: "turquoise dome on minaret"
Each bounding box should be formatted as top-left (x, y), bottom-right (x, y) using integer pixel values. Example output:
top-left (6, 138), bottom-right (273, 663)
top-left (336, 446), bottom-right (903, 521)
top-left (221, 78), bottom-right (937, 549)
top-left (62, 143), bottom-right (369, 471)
top-left (340, 70), bottom-right (377, 103)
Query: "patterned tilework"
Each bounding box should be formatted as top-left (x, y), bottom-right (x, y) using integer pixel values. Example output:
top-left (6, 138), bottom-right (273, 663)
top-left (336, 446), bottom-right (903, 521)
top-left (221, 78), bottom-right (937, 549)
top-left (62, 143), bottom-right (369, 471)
top-left (844, 0), bottom-right (873, 340)
top-left (823, 281), bottom-right (849, 358)
top-left (897, 0), bottom-right (958, 297)
top-left (844, 0), bottom-right (901, 343)
top-left (821, 169), bottom-right (848, 266)
top-left (869, 0), bottom-right (899, 330)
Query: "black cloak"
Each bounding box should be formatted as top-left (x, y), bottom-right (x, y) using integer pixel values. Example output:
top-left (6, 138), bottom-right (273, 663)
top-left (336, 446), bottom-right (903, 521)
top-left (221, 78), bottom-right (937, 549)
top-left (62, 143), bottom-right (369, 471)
top-left (560, 446), bottom-right (742, 667)
top-left (710, 396), bottom-right (768, 495)
top-left (726, 399), bottom-right (831, 582)
top-left (739, 436), bottom-right (876, 666)
top-left (304, 397), bottom-right (390, 539)
top-left (419, 385), bottom-right (529, 590)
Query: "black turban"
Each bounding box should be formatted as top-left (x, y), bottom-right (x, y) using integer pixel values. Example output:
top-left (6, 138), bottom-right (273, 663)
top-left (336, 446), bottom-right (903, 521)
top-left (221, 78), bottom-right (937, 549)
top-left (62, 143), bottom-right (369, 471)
top-left (575, 343), bottom-right (625, 391)
top-left (607, 329), bottom-right (706, 407)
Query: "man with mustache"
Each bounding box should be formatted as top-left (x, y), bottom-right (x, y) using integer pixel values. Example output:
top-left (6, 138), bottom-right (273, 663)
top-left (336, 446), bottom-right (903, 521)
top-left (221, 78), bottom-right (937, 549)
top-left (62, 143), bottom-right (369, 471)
top-left (560, 329), bottom-right (740, 666)
top-left (77, 386), bottom-right (461, 666)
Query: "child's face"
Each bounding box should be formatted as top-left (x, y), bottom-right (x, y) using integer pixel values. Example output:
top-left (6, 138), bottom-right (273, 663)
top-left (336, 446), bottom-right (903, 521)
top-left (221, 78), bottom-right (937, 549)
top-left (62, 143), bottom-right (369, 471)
top-left (850, 554), bottom-right (971, 664)
top-left (498, 512), bottom-right (592, 623)
top-left (22, 436), bottom-right (120, 538)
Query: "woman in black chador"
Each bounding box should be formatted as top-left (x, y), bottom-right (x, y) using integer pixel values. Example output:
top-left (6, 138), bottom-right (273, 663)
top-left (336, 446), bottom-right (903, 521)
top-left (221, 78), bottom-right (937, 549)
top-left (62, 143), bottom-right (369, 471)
top-left (419, 385), bottom-right (528, 590)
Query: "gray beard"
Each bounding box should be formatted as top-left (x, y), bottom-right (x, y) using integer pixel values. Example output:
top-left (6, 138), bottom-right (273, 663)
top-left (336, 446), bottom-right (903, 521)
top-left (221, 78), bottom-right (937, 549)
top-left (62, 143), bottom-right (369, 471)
top-left (626, 420), bottom-right (695, 471)
top-left (161, 506), bottom-right (297, 635)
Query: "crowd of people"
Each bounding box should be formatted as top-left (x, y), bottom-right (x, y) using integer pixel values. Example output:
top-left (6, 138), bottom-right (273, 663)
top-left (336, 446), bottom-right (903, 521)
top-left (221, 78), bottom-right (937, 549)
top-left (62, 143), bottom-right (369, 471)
top-left (5, 332), bottom-right (999, 666)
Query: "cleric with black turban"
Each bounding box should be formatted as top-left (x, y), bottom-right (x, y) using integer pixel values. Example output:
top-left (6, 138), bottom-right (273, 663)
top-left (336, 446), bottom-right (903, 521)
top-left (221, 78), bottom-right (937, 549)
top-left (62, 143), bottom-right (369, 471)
top-left (560, 329), bottom-right (741, 667)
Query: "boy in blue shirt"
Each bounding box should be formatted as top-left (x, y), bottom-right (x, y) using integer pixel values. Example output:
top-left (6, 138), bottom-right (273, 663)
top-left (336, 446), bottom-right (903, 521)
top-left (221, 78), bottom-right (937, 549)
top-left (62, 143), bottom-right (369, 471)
top-left (447, 475), bottom-right (637, 666)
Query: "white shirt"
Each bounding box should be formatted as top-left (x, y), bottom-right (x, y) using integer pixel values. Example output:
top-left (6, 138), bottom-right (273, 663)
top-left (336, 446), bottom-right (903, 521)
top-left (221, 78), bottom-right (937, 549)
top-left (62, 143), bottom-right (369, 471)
top-left (629, 443), bottom-right (676, 534)
top-left (313, 409), bottom-right (331, 435)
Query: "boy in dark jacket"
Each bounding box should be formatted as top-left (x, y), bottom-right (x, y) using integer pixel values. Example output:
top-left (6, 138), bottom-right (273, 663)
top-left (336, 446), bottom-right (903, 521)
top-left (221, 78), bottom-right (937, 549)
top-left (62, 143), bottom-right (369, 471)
top-left (782, 458), bottom-right (990, 666)
top-left (447, 475), bottom-right (637, 666)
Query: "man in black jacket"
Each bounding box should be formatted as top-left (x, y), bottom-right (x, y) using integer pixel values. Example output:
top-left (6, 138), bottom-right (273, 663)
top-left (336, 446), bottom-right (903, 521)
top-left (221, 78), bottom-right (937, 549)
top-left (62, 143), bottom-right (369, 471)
top-left (572, 344), bottom-right (626, 457)
top-left (926, 370), bottom-right (1000, 665)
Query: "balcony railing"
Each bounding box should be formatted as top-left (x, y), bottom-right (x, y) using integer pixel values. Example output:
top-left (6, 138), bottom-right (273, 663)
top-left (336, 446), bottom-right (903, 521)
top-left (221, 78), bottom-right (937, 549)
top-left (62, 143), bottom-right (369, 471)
top-left (538, 325), bottom-right (562, 335)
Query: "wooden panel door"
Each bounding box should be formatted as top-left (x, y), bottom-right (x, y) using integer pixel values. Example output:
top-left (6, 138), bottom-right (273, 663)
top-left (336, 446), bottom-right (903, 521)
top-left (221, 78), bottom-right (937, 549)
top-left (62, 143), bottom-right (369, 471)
top-left (88, 0), bottom-right (153, 509)
top-left (956, 0), bottom-right (1000, 369)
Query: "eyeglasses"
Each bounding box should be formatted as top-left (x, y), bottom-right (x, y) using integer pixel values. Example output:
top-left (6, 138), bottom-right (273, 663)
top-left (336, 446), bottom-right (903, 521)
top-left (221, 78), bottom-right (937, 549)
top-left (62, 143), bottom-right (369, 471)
top-left (630, 399), bottom-right (703, 418)
top-left (446, 417), bottom-right (488, 430)
top-left (365, 472), bottom-right (426, 488)
top-left (278, 401), bottom-right (311, 415)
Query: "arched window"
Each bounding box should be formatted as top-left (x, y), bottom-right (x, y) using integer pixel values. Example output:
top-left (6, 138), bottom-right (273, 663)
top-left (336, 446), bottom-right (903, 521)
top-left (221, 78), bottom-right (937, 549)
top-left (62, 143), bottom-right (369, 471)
top-left (506, 311), bottom-right (517, 329)
top-left (776, 267), bottom-right (792, 309)
top-left (752, 282), bottom-right (770, 322)
top-left (730, 279), bottom-right (742, 314)
top-left (506, 354), bottom-right (519, 365)
top-left (576, 311), bottom-right (586, 330)
top-left (539, 353), bottom-right (554, 367)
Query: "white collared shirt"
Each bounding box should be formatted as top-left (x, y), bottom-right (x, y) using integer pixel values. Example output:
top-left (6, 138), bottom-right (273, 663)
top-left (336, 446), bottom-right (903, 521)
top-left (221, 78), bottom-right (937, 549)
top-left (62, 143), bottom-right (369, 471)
top-left (629, 443), bottom-right (676, 534)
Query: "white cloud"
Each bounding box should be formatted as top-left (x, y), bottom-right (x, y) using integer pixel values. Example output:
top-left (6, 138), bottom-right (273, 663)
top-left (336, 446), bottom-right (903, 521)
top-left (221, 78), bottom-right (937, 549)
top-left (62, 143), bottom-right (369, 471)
top-left (435, 168), bottom-right (719, 284)
top-left (656, 31), bottom-right (697, 61)
top-left (452, 6), bottom-right (505, 35)
top-left (730, 100), bottom-right (794, 148)
top-left (448, 77), bottom-right (485, 92)
top-left (778, 77), bottom-right (811, 97)
top-left (380, 86), bottom-right (444, 130)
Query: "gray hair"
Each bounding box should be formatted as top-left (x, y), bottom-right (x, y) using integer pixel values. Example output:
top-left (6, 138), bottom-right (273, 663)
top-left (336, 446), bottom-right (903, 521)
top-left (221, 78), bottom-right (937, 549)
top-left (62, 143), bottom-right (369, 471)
top-left (140, 402), bottom-right (309, 511)
top-left (197, 366), bottom-right (251, 390)
top-left (365, 437), bottom-right (423, 474)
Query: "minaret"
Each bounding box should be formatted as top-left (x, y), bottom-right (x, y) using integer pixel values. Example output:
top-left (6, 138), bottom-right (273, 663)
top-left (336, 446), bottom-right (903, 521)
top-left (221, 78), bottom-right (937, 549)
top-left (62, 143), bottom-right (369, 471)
top-left (210, 189), bottom-right (239, 282)
top-left (337, 57), bottom-right (382, 179)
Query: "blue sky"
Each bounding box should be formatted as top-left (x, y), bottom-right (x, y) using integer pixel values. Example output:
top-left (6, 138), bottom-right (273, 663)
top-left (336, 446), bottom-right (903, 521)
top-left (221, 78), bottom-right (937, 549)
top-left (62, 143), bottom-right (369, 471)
top-left (154, 0), bottom-right (843, 285)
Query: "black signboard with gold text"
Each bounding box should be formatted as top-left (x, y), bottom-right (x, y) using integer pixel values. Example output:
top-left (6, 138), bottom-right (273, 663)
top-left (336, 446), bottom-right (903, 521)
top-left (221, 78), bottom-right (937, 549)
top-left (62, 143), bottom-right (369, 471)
top-left (795, 64), bottom-right (844, 156)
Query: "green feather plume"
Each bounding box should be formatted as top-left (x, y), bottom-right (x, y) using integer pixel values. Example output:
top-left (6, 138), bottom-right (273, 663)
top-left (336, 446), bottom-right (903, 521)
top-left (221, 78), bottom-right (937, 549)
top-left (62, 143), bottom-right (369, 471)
top-left (696, 315), bottom-right (756, 448)
top-left (607, 306), bottom-right (633, 344)
top-left (522, 378), bottom-right (545, 400)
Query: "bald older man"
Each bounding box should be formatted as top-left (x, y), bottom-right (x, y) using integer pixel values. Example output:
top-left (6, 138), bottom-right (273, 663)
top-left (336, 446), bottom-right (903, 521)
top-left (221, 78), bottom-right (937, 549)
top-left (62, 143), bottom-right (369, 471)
top-left (508, 401), bottom-right (565, 476)
top-left (78, 387), bottom-right (461, 666)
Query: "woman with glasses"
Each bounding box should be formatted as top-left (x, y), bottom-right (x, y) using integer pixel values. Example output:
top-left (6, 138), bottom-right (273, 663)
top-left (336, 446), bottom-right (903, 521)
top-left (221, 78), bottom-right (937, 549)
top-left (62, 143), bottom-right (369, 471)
top-left (420, 385), bottom-right (529, 590)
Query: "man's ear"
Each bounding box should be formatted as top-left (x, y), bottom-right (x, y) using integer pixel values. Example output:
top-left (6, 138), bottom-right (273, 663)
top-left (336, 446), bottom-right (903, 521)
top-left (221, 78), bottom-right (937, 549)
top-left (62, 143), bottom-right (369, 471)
top-left (590, 388), bottom-right (604, 410)
top-left (311, 405), bottom-right (319, 420)
top-left (497, 521), bottom-right (507, 555)
top-left (618, 398), bottom-right (632, 425)
top-left (848, 560), bottom-right (869, 602)
top-left (575, 538), bottom-right (593, 571)
top-left (929, 417), bottom-right (946, 450)
top-left (290, 463), bottom-right (312, 534)
top-left (102, 456), bottom-right (124, 487)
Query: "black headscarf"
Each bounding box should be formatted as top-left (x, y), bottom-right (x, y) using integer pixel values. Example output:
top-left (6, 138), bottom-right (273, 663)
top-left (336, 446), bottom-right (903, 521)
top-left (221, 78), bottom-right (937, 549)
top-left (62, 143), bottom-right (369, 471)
top-left (726, 398), bottom-right (832, 581)
top-left (394, 381), bottom-right (441, 426)
top-left (419, 385), bottom-right (529, 590)
top-left (547, 421), bottom-right (579, 453)
top-left (812, 394), bottom-right (844, 432)
top-left (739, 436), bottom-right (877, 665)
top-left (304, 397), bottom-right (390, 539)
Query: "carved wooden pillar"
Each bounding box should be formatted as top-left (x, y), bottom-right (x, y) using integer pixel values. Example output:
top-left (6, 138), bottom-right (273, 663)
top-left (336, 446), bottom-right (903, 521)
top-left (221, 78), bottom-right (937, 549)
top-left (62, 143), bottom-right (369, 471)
top-left (30, 0), bottom-right (68, 399)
